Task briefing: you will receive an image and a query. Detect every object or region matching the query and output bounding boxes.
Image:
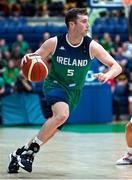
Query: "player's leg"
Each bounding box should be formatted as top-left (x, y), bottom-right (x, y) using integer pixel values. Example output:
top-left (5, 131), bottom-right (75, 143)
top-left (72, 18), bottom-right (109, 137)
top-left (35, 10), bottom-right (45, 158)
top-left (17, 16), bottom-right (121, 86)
top-left (116, 117), bottom-right (132, 165)
top-left (8, 86), bottom-right (69, 173)
top-left (8, 126), bottom-right (56, 173)
top-left (25, 101), bottom-right (68, 147)
top-left (36, 102), bottom-right (69, 143)
top-left (7, 116), bottom-right (61, 173)
top-left (16, 102), bottom-right (69, 173)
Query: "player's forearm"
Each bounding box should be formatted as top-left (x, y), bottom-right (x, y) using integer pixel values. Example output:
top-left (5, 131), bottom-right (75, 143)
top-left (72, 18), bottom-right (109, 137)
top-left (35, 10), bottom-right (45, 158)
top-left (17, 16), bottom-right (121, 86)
top-left (22, 80), bottom-right (32, 91)
top-left (105, 63), bottom-right (122, 79)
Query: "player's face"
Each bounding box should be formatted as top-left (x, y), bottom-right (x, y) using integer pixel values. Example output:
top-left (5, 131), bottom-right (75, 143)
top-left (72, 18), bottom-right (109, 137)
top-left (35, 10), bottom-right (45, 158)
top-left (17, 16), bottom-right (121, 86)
top-left (73, 15), bottom-right (89, 36)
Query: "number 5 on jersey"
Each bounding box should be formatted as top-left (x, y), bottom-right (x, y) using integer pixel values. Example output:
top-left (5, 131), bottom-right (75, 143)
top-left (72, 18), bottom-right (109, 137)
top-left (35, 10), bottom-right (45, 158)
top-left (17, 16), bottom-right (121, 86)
top-left (67, 69), bottom-right (74, 76)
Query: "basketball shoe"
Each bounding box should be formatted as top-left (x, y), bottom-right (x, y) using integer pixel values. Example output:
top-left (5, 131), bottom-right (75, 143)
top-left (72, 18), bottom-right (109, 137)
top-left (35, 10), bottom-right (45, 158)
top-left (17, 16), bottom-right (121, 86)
top-left (17, 142), bottom-right (40, 173)
top-left (116, 152), bottom-right (132, 165)
top-left (8, 146), bottom-right (25, 173)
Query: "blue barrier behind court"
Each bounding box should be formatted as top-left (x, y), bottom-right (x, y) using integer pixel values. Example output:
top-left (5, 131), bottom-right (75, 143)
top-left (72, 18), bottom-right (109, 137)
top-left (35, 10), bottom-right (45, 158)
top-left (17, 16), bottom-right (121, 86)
top-left (1, 83), bottom-right (112, 125)
top-left (2, 93), bottom-right (44, 125)
top-left (68, 83), bottom-right (112, 124)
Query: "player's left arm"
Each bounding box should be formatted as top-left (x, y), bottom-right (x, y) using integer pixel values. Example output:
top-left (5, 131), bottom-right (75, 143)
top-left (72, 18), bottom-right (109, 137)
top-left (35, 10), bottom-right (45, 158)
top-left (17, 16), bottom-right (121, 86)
top-left (89, 40), bottom-right (122, 83)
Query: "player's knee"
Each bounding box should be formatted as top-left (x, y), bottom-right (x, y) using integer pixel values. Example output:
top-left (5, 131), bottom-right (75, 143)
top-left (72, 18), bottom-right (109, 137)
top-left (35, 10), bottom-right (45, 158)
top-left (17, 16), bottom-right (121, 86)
top-left (55, 112), bottom-right (69, 126)
top-left (126, 122), bottom-right (132, 133)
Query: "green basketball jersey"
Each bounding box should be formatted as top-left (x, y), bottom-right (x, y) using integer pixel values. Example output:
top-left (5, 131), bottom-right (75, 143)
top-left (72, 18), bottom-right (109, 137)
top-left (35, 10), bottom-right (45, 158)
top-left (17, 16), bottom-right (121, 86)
top-left (45, 34), bottom-right (92, 90)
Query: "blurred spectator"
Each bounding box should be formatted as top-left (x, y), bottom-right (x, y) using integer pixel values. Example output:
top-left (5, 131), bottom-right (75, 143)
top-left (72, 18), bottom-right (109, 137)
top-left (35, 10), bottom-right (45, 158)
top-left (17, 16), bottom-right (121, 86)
top-left (6, 0), bottom-right (16, 4)
top-left (39, 32), bottom-right (51, 46)
top-left (65, 0), bottom-right (87, 13)
top-left (110, 9), bottom-right (125, 19)
top-left (11, 45), bottom-right (24, 69)
top-left (113, 73), bottom-right (129, 121)
top-left (39, 32), bottom-right (51, 63)
top-left (128, 5), bottom-right (132, 37)
top-left (10, 2), bottom-right (21, 17)
top-left (12, 34), bottom-right (29, 57)
top-left (127, 35), bottom-right (132, 55)
top-left (0, 39), bottom-right (9, 57)
top-left (42, 31), bottom-right (50, 41)
top-left (4, 51), bottom-right (12, 62)
top-left (99, 10), bottom-right (108, 18)
top-left (114, 34), bottom-right (122, 48)
top-left (3, 59), bottom-right (19, 87)
top-left (0, 0), bottom-right (10, 16)
top-left (37, 0), bottom-right (48, 17)
top-left (92, 34), bottom-right (99, 43)
top-left (76, 0), bottom-right (87, 8)
top-left (121, 36), bottom-right (132, 60)
top-left (0, 52), bottom-right (7, 76)
top-left (114, 47), bottom-right (128, 67)
top-left (48, 0), bottom-right (65, 16)
top-left (111, 34), bottom-right (123, 56)
top-left (12, 45), bottom-right (22, 58)
top-left (65, 0), bottom-right (77, 11)
top-left (122, 42), bottom-right (132, 59)
top-left (18, 0), bottom-right (37, 16)
top-left (11, 45), bottom-right (22, 66)
top-left (26, 48), bottom-right (33, 54)
top-left (100, 33), bottom-right (114, 53)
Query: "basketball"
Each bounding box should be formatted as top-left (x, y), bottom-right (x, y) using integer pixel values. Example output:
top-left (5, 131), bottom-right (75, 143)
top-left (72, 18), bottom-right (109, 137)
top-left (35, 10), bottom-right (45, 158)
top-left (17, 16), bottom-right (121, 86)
top-left (21, 54), bottom-right (48, 82)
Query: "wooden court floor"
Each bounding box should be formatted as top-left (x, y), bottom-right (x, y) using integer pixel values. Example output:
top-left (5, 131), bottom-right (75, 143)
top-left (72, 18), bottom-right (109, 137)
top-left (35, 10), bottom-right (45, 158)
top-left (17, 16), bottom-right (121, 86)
top-left (0, 127), bottom-right (132, 180)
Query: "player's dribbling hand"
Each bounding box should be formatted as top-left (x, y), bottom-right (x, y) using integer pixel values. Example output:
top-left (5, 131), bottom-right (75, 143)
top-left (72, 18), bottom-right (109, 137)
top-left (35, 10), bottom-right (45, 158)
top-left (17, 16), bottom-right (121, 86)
top-left (93, 73), bottom-right (110, 83)
top-left (21, 53), bottom-right (40, 65)
top-left (21, 53), bottom-right (32, 64)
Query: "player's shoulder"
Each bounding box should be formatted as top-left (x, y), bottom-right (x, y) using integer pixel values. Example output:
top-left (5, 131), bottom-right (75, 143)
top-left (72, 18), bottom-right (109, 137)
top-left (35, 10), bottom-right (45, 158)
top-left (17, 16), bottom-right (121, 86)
top-left (90, 39), bottom-right (102, 49)
top-left (45, 36), bottom-right (57, 44)
top-left (42, 36), bottom-right (58, 51)
top-left (46, 34), bottom-right (65, 43)
top-left (89, 39), bottom-right (107, 57)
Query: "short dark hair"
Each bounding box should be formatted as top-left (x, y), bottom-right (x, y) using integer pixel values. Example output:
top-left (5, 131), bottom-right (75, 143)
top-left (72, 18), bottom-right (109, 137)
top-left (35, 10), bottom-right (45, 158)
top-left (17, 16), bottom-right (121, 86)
top-left (65, 8), bottom-right (88, 28)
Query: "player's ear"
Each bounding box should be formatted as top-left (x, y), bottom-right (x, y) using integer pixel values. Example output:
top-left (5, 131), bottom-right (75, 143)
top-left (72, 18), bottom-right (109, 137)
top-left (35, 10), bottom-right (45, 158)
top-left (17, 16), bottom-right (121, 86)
top-left (69, 21), bottom-right (75, 28)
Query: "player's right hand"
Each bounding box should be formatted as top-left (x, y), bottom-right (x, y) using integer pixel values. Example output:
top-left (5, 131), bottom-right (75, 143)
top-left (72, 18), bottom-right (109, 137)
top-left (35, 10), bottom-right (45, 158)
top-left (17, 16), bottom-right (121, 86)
top-left (21, 53), bottom-right (40, 66)
top-left (21, 53), bottom-right (32, 66)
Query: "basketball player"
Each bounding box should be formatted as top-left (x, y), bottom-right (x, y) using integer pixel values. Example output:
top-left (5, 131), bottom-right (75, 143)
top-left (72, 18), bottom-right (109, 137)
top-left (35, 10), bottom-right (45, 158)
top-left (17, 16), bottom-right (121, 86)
top-left (116, 2), bottom-right (132, 165)
top-left (7, 8), bottom-right (122, 173)
top-left (116, 117), bottom-right (132, 165)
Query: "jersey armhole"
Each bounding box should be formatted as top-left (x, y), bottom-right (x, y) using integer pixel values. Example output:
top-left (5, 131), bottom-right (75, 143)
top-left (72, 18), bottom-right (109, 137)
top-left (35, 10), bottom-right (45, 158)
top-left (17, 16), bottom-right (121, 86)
top-left (51, 36), bottom-right (58, 55)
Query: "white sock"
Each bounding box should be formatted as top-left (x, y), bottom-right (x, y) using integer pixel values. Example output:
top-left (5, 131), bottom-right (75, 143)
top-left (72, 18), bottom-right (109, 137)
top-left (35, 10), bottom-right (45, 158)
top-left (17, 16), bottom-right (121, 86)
top-left (24, 137), bottom-right (43, 150)
top-left (32, 137), bottom-right (43, 146)
top-left (24, 143), bottom-right (29, 149)
top-left (130, 117), bottom-right (132, 123)
top-left (127, 147), bottom-right (132, 154)
top-left (13, 151), bottom-right (17, 157)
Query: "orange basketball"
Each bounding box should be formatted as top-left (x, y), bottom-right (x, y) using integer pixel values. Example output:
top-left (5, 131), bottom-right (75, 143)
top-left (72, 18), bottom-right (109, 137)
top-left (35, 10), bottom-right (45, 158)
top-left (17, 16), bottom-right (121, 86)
top-left (21, 54), bottom-right (48, 82)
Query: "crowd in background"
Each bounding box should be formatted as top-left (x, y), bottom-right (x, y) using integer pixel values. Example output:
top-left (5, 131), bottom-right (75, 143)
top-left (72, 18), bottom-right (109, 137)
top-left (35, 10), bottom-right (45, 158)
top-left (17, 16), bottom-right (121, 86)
top-left (0, 3), bottom-right (132, 122)
top-left (0, 34), bottom-right (31, 95)
top-left (0, 0), bottom-right (87, 17)
top-left (93, 33), bottom-right (132, 121)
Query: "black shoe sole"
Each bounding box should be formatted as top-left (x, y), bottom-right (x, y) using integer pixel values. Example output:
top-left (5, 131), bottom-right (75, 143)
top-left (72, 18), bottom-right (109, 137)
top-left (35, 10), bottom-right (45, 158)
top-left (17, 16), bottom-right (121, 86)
top-left (18, 161), bottom-right (32, 173)
top-left (8, 154), bottom-right (19, 173)
top-left (7, 170), bottom-right (19, 173)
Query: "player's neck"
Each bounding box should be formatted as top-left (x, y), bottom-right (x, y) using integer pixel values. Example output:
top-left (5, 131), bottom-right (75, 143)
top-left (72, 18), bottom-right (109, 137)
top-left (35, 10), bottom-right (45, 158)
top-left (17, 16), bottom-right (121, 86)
top-left (66, 32), bottom-right (83, 46)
